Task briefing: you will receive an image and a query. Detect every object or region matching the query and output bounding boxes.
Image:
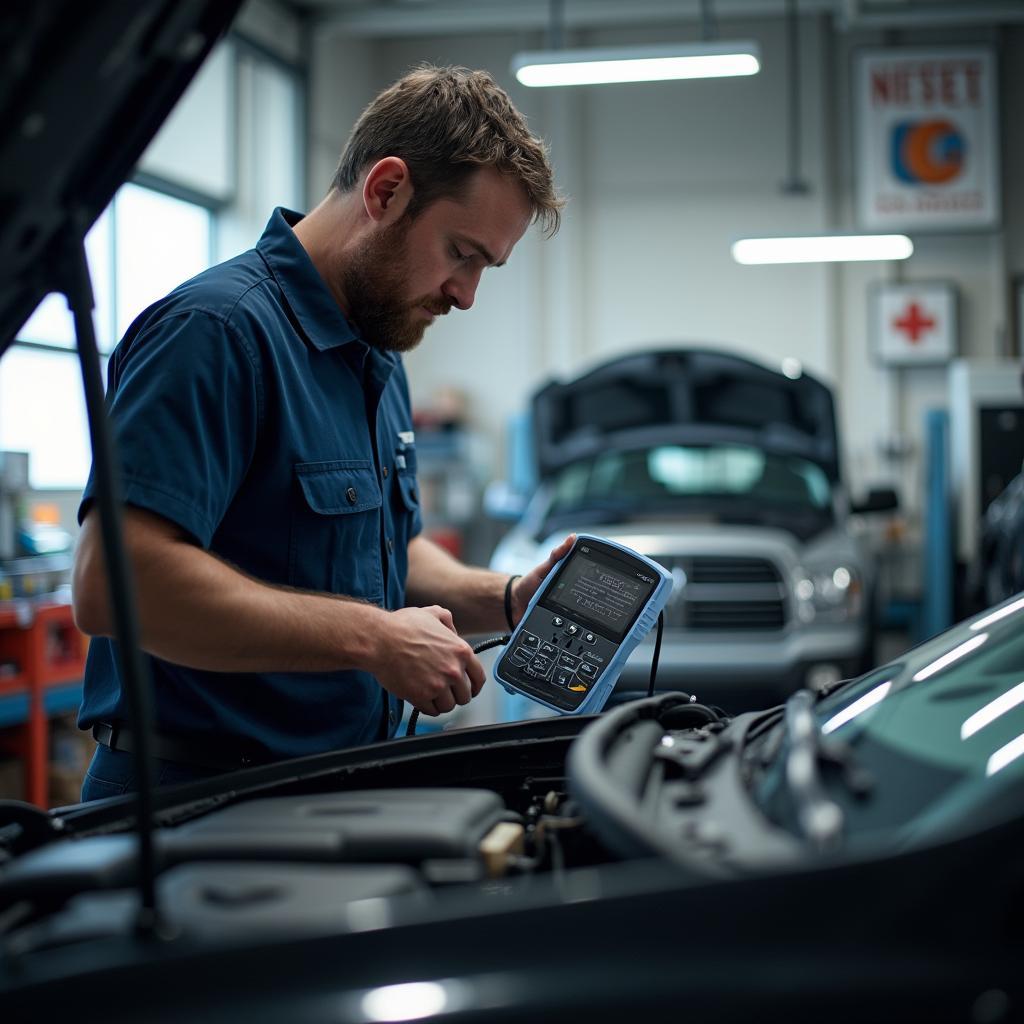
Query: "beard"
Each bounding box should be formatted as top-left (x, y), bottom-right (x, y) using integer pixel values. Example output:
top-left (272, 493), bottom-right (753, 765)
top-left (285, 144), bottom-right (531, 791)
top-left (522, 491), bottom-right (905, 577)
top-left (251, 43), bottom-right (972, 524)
top-left (341, 218), bottom-right (450, 354)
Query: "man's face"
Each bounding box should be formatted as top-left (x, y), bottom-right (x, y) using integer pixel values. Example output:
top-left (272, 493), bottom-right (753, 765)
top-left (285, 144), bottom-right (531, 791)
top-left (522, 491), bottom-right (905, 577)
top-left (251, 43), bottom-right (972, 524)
top-left (342, 166), bottom-right (533, 353)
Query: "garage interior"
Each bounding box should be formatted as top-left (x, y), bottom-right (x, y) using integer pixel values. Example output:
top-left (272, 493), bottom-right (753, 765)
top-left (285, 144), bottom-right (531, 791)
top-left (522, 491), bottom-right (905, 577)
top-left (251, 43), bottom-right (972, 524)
top-left (1, 0), bottom-right (1023, 806)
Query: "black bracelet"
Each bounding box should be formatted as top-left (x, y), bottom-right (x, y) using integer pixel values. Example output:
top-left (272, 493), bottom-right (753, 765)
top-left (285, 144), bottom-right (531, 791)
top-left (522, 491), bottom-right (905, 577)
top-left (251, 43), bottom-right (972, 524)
top-left (504, 574), bottom-right (521, 630)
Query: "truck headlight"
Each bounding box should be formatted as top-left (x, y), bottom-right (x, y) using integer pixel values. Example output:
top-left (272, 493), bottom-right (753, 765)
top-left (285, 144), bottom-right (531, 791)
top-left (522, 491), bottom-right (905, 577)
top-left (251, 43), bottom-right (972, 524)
top-left (794, 564), bottom-right (863, 623)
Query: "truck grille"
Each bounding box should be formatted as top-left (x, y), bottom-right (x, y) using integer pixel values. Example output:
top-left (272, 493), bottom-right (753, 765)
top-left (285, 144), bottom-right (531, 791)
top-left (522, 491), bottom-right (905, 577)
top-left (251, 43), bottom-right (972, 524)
top-left (687, 557), bottom-right (782, 585)
top-left (653, 555), bottom-right (788, 632)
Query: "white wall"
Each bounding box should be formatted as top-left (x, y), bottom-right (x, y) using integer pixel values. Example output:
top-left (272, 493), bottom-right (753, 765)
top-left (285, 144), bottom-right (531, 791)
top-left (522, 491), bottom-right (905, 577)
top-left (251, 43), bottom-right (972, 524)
top-left (307, 13), bottom-right (1022, 529)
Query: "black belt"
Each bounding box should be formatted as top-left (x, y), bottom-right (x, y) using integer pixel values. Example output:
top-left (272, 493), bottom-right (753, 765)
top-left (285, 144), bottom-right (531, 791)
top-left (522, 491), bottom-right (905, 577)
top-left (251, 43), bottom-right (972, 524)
top-left (92, 721), bottom-right (269, 773)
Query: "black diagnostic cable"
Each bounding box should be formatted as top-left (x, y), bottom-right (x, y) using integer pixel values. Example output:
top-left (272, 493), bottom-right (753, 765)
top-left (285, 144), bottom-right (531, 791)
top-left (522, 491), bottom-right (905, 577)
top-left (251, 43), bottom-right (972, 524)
top-left (646, 610), bottom-right (665, 699)
top-left (643, 611), bottom-right (725, 726)
top-left (406, 634), bottom-right (511, 737)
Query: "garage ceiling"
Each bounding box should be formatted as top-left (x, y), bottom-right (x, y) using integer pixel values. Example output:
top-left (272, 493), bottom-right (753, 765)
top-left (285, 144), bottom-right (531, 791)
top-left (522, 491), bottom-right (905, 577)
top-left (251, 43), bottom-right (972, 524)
top-left (283, 0), bottom-right (1024, 38)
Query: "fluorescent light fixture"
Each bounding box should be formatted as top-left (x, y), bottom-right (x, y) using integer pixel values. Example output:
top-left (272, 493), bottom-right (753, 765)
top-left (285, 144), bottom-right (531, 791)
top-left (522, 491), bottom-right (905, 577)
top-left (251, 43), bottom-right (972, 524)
top-left (732, 233), bottom-right (914, 265)
top-left (512, 41), bottom-right (760, 88)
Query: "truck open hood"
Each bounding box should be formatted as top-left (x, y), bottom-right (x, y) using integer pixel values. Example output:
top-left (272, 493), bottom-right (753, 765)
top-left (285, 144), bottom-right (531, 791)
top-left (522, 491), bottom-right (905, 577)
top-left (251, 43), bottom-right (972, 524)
top-left (0, 0), bottom-right (243, 356)
top-left (531, 348), bottom-right (841, 484)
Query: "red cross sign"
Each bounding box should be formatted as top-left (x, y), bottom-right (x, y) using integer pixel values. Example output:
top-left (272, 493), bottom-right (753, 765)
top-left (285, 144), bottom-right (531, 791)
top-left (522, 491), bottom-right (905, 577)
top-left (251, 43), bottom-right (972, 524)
top-left (893, 302), bottom-right (936, 343)
top-left (874, 283), bottom-right (956, 365)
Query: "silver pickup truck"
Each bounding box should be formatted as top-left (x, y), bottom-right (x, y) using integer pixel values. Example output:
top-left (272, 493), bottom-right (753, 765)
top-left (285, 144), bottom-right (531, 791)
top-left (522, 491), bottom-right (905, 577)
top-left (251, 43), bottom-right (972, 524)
top-left (490, 348), bottom-right (896, 714)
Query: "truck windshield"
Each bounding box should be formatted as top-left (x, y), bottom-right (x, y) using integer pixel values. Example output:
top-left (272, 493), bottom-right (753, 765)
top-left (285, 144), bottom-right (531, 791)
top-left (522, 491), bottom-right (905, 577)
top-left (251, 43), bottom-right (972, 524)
top-left (548, 444), bottom-right (832, 517)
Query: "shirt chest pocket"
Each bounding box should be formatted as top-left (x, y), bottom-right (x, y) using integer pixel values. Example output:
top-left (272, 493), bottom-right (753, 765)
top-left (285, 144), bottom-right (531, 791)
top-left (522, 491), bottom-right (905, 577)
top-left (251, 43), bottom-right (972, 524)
top-left (289, 461), bottom-right (384, 602)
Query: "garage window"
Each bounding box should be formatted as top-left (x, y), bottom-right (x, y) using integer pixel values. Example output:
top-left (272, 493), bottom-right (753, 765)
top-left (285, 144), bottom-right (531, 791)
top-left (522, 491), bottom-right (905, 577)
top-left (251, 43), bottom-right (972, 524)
top-left (0, 184), bottom-right (213, 489)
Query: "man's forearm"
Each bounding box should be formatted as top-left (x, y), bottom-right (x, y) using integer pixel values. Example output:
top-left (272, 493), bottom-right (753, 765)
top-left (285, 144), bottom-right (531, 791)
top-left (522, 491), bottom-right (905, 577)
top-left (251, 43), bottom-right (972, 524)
top-left (404, 535), bottom-right (509, 635)
top-left (134, 551), bottom-right (388, 673)
top-left (74, 507), bottom-right (489, 715)
top-left (74, 508), bottom-right (388, 673)
top-left (404, 533), bottom-right (576, 637)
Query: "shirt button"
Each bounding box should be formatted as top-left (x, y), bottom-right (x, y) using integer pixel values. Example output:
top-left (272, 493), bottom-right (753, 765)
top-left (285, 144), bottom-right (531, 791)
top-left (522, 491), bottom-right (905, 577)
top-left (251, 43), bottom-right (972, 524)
top-left (388, 709), bottom-right (396, 725)
top-left (346, 487), bottom-right (357, 504)
top-left (382, 466), bottom-right (389, 478)
top-left (387, 538), bottom-right (394, 554)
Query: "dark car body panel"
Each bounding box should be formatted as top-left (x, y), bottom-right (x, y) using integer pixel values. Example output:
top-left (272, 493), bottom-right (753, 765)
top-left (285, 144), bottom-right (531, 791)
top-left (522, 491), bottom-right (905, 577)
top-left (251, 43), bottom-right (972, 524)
top-left (0, 0), bottom-right (243, 356)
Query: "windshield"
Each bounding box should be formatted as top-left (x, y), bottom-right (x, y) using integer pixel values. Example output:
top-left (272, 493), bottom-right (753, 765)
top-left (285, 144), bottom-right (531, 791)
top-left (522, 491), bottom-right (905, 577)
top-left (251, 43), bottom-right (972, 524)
top-left (749, 596), bottom-right (1024, 844)
top-left (547, 444), bottom-right (832, 519)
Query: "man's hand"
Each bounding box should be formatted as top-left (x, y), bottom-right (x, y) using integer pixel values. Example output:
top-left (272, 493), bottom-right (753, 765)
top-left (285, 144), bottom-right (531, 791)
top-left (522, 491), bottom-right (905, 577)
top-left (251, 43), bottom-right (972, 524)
top-left (509, 534), bottom-right (576, 626)
top-left (370, 605), bottom-right (486, 716)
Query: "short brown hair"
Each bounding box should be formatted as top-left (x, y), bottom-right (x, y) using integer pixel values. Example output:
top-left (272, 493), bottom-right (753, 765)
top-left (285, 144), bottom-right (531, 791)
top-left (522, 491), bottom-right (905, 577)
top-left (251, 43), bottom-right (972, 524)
top-left (332, 64), bottom-right (564, 237)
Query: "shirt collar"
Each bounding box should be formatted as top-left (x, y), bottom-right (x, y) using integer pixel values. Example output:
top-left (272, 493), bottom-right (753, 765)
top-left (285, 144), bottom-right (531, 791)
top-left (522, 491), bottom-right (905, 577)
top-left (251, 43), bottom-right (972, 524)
top-left (257, 207), bottom-right (400, 381)
top-left (256, 207), bottom-right (361, 353)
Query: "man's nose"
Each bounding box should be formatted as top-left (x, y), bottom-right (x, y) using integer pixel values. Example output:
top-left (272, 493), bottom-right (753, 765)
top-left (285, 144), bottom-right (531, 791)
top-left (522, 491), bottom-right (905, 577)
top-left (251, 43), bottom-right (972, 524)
top-left (442, 267), bottom-right (482, 311)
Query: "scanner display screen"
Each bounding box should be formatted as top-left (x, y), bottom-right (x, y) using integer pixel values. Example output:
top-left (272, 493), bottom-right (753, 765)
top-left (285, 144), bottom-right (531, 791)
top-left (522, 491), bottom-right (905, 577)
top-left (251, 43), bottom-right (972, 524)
top-left (544, 544), bottom-right (656, 643)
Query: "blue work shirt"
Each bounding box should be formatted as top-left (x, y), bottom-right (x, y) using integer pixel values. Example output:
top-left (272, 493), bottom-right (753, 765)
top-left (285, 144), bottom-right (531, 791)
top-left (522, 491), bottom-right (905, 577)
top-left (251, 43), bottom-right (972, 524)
top-left (77, 208), bottom-right (421, 759)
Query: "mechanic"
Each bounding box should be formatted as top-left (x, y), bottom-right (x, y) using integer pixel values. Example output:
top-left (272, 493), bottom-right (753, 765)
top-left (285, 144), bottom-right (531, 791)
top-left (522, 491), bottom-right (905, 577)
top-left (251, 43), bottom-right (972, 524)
top-left (72, 65), bottom-right (569, 800)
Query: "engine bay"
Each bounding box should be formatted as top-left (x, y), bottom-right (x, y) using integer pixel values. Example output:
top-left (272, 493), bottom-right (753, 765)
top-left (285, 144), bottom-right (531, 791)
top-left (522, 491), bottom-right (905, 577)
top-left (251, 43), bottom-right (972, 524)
top-left (1, 701), bottom-right (762, 947)
top-left (2, 691), bottom-right (1022, 1024)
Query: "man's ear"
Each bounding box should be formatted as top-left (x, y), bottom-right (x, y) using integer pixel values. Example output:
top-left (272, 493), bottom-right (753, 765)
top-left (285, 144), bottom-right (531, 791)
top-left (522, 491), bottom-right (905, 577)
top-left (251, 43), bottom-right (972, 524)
top-left (362, 157), bottom-right (412, 225)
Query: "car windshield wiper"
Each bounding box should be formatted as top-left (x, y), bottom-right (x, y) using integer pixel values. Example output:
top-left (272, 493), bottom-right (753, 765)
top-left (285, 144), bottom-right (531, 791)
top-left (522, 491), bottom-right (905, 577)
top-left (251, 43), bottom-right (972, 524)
top-left (783, 689), bottom-right (850, 852)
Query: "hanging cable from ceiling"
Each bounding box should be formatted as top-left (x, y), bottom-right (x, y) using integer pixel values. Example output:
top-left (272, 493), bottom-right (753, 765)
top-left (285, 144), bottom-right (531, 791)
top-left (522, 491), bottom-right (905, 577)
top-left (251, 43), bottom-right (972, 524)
top-left (782, 0), bottom-right (812, 195)
top-left (700, 0), bottom-right (719, 42)
top-left (547, 0), bottom-right (565, 51)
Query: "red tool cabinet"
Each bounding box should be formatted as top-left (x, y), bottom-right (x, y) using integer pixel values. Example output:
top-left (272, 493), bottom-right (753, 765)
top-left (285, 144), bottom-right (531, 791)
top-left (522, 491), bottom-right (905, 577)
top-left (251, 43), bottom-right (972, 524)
top-left (0, 603), bottom-right (87, 807)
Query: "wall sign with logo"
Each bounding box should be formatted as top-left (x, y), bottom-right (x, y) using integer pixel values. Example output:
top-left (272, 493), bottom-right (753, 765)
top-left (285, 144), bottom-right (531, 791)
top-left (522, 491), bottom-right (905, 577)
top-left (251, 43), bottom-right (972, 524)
top-left (855, 47), bottom-right (999, 231)
top-left (870, 281), bottom-right (958, 366)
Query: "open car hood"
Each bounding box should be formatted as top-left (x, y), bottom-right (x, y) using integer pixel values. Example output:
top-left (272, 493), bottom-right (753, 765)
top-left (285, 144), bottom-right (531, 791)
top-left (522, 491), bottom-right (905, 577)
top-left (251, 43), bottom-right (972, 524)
top-left (531, 348), bottom-right (841, 484)
top-left (0, 0), bottom-right (243, 356)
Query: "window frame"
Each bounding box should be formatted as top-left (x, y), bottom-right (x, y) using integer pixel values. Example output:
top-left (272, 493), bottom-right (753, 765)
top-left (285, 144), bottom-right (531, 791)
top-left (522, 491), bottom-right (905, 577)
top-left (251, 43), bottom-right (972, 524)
top-left (0, 180), bottom-right (218, 491)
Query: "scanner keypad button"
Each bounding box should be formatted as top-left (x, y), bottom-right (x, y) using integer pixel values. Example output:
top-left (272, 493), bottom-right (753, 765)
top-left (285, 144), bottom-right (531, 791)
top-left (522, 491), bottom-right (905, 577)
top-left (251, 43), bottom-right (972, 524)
top-left (525, 654), bottom-right (554, 679)
top-left (578, 661), bottom-right (599, 679)
top-left (563, 623), bottom-right (580, 637)
top-left (539, 642), bottom-right (558, 658)
top-left (520, 632), bottom-right (540, 650)
top-left (553, 668), bottom-right (576, 688)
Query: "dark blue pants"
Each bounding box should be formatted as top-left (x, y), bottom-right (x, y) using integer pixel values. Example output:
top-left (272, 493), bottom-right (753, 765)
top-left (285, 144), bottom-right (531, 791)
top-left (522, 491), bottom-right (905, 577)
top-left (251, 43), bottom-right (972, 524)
top-left (81, 743), bottom-right (222, 801)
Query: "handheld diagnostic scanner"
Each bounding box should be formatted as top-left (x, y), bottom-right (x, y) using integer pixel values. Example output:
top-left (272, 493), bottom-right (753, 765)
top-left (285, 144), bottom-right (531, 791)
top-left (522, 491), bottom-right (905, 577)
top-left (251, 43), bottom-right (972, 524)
top-left (494, 535), bottom-right (673, 715)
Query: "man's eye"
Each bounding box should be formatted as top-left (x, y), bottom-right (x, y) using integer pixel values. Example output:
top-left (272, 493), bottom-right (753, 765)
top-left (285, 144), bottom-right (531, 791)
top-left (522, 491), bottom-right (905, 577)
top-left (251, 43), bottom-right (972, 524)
top-left (451, 245), bottom-right (470, 262)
